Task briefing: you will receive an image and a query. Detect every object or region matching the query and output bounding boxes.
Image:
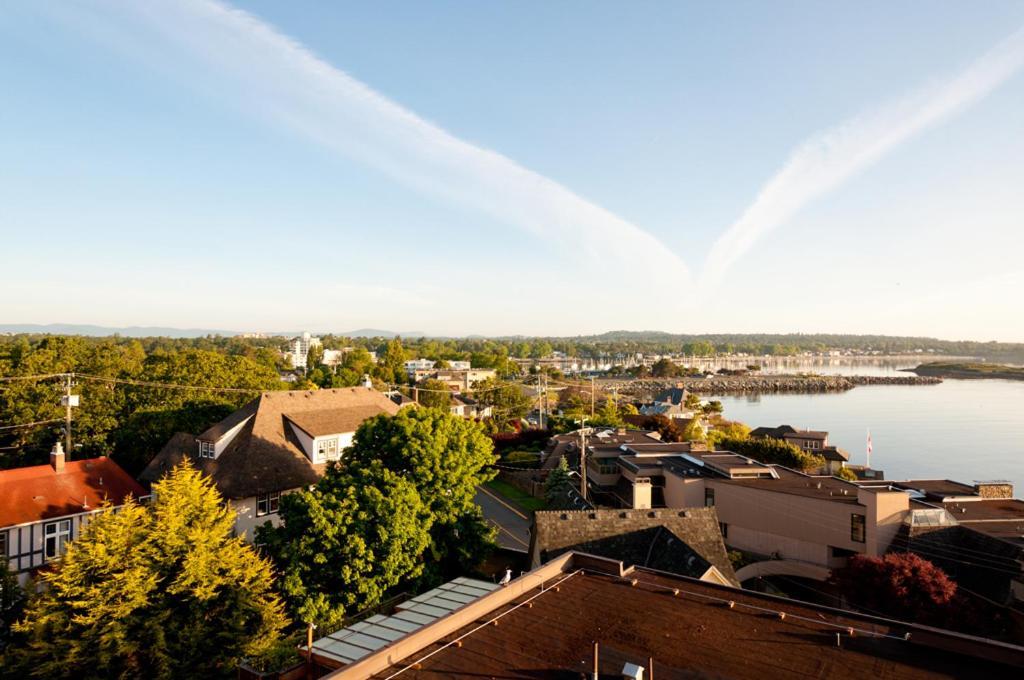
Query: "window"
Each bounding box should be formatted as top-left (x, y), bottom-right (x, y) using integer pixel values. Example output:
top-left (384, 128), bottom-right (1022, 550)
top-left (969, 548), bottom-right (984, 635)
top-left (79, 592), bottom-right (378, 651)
top-left (198, 440), bottom-right (215, 459)
top-left (704, 488), bottom-right (715, 507)
top-left (0, 530), bottom-right (6, 558)
top-left (851, 514), bottom-right (866, 543)
top-left (256, 491), bottom-right (281, 517)
top-left (595, 459), bottom-right (618, 475)
top-left (44, 519), bottom-right (72, 560)
top-left (719, 522), bottom-right (728, 539)
top-left (316, 437), bottom-right (339, 462)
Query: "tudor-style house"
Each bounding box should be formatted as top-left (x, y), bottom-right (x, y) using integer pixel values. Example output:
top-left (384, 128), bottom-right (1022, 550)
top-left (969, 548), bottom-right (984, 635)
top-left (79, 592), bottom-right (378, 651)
top-left (0, 442), bottom-right (147, 585)
top-left (140, 387), bottom-right (400, 539)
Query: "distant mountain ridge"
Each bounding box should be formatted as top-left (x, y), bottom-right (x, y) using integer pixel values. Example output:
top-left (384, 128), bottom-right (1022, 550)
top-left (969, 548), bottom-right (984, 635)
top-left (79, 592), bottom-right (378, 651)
top-left (0, 324), bottom-right (427, 339)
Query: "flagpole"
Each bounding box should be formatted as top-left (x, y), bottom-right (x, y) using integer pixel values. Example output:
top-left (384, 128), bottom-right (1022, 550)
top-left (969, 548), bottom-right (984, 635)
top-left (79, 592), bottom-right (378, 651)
top-left (866, 428), bottom-right (872, 469)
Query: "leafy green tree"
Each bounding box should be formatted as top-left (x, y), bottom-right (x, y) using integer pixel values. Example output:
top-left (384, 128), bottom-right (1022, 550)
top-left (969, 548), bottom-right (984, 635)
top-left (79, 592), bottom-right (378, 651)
top-left (556, 385), bottom-right (595, 423)
top-left (344, 409), bottom-right (497, 579)
top-left (473, 378), bottom-right (532, 429)
top-left (258, 462), bottom-right (432, 630)
top-left (716, 436), bottom-right (825, 472)
top-left (706, 420), bottom-right (751, 446)
top-left (684, 393), bottom-right (703, 410)
top-left (7, 463), bottom-right (287, 679)
top-left (306, 344), bottom-right (324, 371)
top-left (702, 399), bottom-right (724, 415)
top-left (416, 379), bottom-right (453, 409)
top-left (651, 358), bottom-right (680, 378)
top-left (591, 397), bottom-right (623, 428)
top-left (680, 418), bottom-right (706, 442)
top-left (836, 466), bottom-right (858, 482)
top-left (376, 338), bottom-right (408, 384)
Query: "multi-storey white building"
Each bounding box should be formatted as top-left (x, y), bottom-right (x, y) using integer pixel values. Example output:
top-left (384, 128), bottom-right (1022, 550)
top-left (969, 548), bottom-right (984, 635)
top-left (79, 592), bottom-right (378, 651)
top-left (286, 332), bottom-right (322, 369)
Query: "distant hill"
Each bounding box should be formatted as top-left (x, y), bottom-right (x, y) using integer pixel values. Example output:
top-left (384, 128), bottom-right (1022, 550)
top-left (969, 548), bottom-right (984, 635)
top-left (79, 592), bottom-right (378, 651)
top-left (340, 329), bottom-right (428, 338)
top-left (0, 324), bottom-right (430, 339)
top-left (0, 324), bottom-right (239, 338)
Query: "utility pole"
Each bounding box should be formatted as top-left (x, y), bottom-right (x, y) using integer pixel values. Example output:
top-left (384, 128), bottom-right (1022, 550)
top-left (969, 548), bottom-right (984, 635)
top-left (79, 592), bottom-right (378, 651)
top-left (590, 376), bottom-right (595, 418)
top-left (576, 417), bottom-right (588, 501)
top-left (539, 373), bottom-right (546, 430)
top-left (61, 373), bottom-right (79, 455)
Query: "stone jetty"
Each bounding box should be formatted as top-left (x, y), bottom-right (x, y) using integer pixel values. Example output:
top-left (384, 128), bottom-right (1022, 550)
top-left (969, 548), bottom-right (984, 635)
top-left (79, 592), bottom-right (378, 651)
top-left (606, 374), bottom-right (941, 396)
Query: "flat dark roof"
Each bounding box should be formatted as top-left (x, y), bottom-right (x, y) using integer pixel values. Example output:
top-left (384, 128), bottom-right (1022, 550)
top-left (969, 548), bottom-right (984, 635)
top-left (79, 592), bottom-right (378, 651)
top-left (893, 479), bottom-right (978, 498)
top-left (357, 568), bottom-right (1021, 679)
top-left (715, 467), bottom-right (865, 505)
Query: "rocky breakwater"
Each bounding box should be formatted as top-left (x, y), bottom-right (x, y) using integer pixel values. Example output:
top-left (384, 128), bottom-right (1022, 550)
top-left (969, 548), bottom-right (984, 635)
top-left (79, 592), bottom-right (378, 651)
top-left (612, 374), bottom-right (941, 395)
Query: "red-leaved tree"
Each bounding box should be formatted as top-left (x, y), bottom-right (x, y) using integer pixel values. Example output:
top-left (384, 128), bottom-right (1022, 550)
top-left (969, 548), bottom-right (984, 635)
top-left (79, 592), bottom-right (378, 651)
top-left (829, 553), bottom-right (960, 627)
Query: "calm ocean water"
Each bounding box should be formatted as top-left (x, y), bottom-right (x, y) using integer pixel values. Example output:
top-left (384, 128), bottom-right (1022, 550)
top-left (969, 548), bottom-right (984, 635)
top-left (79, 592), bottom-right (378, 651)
top-left (713, 379), bottom-right (1024, 493)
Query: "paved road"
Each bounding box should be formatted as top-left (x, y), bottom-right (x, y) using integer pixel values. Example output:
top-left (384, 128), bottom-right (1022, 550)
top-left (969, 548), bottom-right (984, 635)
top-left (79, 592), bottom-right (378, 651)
top-left (475, 485), bottom-right (531, 553)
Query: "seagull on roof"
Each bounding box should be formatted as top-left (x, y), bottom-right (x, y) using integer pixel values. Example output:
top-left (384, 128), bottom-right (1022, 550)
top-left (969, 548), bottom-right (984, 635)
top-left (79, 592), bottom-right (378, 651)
top-left (499, 568), bottom-right (512, 586)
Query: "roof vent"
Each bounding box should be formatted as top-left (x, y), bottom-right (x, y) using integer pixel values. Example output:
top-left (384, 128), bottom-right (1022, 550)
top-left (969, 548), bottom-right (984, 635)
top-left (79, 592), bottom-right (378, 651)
top-left (622, 662), bottom-right (645, 680)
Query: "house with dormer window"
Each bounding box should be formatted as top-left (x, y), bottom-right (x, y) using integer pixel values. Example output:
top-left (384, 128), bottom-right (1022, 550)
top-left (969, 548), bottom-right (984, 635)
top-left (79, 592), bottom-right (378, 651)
top-left (140, 387), bottom-right (400, 539)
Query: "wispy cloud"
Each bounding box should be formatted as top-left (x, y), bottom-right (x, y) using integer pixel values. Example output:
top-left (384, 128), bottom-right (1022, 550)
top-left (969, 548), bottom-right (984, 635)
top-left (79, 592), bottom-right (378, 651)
top-left (702, 25), bottom-right (1024, 287)
top-left (87, 0), bottom-right (688, 280)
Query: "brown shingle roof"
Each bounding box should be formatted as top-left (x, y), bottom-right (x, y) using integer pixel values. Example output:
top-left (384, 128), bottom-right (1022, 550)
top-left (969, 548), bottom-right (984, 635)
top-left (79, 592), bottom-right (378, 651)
top-left (285, 404), bottom-right (395, 437)
top-left (140, 387), bottom-right (399, 499)
top-left (348, 558), bottom-right (1023, 679)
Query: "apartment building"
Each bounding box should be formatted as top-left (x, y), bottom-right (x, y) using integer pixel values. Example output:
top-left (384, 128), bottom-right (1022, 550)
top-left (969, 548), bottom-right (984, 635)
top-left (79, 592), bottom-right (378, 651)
top-left (285, 332), bottom-right (322, 369)
top-left (566, 434), bottom-right (910, 572)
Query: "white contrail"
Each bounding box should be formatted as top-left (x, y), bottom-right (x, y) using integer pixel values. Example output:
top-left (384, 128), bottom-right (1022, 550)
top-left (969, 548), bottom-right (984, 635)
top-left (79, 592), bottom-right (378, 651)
top-left (702, 25), bottom-right (1024, 287)
top-left (88, 0), bottom-right (688, 279)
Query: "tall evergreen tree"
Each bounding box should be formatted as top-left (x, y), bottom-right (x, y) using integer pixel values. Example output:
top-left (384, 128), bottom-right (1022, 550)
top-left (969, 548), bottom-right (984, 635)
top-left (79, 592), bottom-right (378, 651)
top-left (6, 463), bottom-right (288, 679)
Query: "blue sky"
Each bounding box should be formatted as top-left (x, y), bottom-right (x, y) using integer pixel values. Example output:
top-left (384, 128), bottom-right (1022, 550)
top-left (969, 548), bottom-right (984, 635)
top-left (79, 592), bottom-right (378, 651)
top-left (1, 1), bottom-right (1023, 340)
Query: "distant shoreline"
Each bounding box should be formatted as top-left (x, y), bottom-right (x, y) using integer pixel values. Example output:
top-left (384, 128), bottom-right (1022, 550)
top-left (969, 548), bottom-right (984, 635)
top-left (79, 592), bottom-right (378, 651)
top-left (608, 374), bottom-right (941, 395)
top-left (906, 362), bottom-right (1024, 381)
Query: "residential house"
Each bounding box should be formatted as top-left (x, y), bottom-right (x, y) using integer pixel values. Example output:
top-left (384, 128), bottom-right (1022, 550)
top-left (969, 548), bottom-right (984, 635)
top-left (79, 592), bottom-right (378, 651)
top-left (1, 443), bottom-right (147, 585)
top-left (639, 385), bottom-right (698, 420)
top-left (309, 552), bottom-right (1024, 678)
top-left (140, 387), bottom-right (399, 540)
top-left (449, 394), bottom-right (491, 419)
top-left (426, 368), bottom-right (496, 392)
top-left (750, 423), bottom-right (851, 474)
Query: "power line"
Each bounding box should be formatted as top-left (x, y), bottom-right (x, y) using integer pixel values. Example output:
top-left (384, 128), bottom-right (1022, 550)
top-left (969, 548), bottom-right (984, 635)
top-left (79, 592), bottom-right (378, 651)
top-left (0, 418), bottom-right (63, 432)
top-left (0, 373), bottom-right (66, 383)
top-left (75, 373), bottom-right (265, 394)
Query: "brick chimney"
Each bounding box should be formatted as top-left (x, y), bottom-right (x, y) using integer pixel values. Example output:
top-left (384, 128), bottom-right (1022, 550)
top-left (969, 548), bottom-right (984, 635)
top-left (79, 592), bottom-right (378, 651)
top-left (50, 441), bottom-right (66, 472)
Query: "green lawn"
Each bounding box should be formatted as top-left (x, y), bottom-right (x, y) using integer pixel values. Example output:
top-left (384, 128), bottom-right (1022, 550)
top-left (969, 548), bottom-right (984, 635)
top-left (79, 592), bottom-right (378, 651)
top-left (484, 479), bottom-right (546, 513)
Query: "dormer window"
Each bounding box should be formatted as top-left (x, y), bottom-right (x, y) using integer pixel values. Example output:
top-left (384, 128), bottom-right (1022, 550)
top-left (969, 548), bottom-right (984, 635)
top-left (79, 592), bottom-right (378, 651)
top-left (316, 437), bottom-right (339, 463)
top-left (198, 440), bottom-right (215, 459)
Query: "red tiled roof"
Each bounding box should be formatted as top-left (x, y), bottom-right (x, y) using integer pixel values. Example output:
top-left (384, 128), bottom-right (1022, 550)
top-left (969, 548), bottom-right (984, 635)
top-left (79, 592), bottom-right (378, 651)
top-left (0, 457), bottom-right (146, 527)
